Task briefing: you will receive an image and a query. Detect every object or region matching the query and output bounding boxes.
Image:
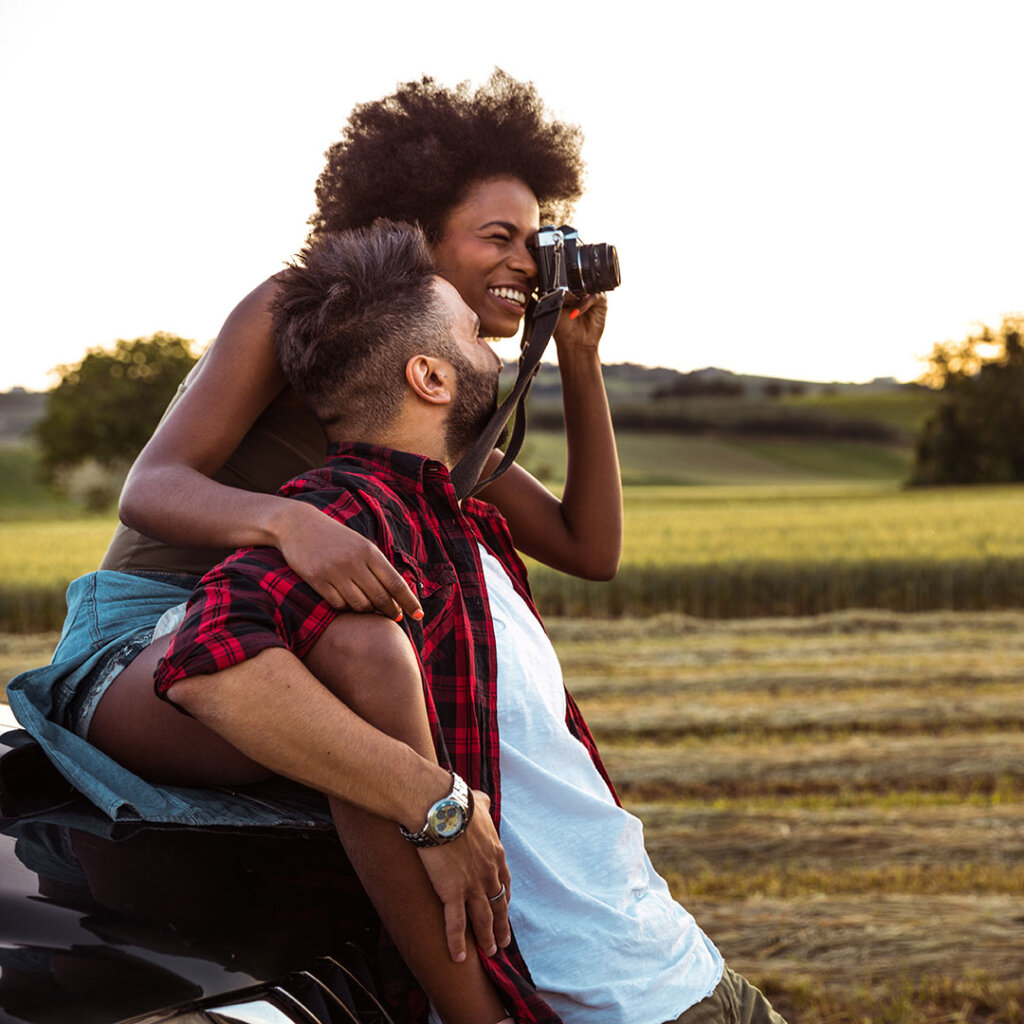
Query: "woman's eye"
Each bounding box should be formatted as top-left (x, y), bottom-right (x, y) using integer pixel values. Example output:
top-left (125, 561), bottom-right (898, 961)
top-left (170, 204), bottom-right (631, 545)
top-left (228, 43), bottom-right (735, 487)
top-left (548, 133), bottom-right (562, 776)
top-left (487, 233), bottom-right (511, 243)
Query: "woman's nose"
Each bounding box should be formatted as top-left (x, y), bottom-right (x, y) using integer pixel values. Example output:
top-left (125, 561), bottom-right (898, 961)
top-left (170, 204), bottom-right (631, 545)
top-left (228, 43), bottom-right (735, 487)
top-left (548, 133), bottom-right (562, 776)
top-left (508, 240), bottom-right (538, 281)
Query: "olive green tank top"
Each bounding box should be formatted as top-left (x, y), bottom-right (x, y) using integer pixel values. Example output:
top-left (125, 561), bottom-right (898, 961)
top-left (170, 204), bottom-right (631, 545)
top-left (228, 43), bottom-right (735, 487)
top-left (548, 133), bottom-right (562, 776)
top-left (99, 363), bottom-right (327, 577)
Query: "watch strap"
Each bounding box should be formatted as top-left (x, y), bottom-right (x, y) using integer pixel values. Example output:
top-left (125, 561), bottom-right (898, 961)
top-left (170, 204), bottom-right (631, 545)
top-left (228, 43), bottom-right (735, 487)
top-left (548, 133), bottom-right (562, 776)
top-left (399, 771), bottom-right (473, 847)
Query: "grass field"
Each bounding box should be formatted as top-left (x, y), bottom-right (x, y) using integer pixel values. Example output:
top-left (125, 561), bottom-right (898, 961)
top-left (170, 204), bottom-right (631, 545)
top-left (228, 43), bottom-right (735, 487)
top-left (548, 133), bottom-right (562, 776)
top-left (3, 476), bottom-right (1023, 629)
top-left (4, 609), bottom-right (1021, 1022)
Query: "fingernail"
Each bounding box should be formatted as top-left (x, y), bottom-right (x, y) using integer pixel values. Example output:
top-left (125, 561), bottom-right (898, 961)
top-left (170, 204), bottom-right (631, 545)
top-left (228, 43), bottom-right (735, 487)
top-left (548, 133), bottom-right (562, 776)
top-left (455, 952), bottom-right (466, 963)
top-left (412, 609), bottom-right (424, 620)
top-left (487, 945), bottom-right (497, 957)
top-left (569, 308), bottom-right (581, 320)
top-left (394, 611), bottom-right (403, 622)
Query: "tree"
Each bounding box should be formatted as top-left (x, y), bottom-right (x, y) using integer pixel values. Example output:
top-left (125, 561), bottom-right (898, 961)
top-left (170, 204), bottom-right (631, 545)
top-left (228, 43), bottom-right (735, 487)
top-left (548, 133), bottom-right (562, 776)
top-left (34, 333), bottom-right (198, 507)
top-left (910, 315), bottom-right (1024, 485)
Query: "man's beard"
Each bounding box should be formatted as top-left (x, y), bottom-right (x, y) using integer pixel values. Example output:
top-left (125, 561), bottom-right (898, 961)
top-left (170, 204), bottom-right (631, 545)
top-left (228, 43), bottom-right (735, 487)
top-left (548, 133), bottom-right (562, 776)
top-left (445, 357), bottom-right (500, 464)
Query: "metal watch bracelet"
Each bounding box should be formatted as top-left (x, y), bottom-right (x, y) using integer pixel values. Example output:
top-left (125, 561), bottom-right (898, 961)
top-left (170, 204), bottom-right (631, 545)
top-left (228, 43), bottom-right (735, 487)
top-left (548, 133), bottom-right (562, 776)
top-left (399, 770), bottom-right (473, 847)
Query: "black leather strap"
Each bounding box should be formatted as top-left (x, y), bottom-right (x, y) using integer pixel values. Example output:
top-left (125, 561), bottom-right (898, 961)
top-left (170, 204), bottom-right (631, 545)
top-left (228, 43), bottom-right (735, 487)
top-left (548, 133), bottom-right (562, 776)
top-left (449, 288), bottom-right (566, 500)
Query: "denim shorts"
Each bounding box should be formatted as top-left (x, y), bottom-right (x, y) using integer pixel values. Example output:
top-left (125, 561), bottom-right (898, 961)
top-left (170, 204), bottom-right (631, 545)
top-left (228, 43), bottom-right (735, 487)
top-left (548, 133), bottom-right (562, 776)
top-left (8, 569), bottom-right (334, 829)
top-left (58, 575), bottom-right (193, 740)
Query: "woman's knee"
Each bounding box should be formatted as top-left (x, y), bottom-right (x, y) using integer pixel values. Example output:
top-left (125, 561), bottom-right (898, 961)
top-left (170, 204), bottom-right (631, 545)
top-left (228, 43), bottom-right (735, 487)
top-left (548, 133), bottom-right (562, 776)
top-left (305, 615), bottom-right (423, 717)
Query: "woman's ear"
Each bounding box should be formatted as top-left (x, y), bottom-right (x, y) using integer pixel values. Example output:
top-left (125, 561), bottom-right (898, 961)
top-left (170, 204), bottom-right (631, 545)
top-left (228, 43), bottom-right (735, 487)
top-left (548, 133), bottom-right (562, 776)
top-left (406, 355), bottom-right (453, 406)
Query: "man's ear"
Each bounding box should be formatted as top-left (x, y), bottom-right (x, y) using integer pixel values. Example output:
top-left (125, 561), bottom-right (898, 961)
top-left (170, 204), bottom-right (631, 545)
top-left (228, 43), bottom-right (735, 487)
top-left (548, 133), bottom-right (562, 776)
top-left (406, 354), bottom-right (453, 406)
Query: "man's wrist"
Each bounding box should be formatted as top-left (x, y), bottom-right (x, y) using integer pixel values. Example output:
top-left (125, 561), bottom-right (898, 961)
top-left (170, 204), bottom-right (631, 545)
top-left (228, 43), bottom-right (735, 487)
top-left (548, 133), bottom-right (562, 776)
top-left (399, 769), bottom-right (474, 846)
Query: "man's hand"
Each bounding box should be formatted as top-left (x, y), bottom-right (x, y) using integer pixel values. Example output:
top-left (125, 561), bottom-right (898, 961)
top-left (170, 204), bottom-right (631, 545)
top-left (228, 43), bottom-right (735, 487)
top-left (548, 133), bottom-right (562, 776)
top-left (417, 790), bottom-right (512, 963)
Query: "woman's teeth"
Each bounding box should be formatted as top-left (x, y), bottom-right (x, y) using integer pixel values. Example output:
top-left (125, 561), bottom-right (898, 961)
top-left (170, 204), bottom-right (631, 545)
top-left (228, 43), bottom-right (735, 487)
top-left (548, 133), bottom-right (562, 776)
top-left (489, 286), bottom-right (526, 307)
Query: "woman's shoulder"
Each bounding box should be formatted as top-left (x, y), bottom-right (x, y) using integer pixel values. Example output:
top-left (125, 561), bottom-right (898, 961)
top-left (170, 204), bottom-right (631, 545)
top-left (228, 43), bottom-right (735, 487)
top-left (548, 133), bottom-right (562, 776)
top-left (211, 275), bottom-right (285, 349)
top-left (183, 275), bottom-right (289, 395)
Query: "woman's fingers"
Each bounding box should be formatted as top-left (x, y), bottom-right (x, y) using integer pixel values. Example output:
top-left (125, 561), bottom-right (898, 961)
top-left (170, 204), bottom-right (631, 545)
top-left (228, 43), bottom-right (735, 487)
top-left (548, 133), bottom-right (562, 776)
top-left (368, 559), bottom-right (423, 620)
top-left (328, 561), bottom-right (422, 619)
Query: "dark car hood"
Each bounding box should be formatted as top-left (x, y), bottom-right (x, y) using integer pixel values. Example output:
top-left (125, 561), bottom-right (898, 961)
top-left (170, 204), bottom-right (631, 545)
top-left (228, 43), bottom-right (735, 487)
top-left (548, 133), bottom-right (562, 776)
top-left (0, 721), bottom-right (384, 1024)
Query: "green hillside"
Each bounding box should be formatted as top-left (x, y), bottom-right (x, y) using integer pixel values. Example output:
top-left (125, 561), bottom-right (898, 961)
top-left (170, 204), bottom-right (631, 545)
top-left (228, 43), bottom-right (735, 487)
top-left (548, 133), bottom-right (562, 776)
top-left (517, 432), bottom-right (912, 487)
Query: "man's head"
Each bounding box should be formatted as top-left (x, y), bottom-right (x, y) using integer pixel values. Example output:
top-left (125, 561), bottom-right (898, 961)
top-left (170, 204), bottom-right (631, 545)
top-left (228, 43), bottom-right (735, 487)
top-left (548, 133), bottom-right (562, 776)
top-left (273, 220), bottom-right (501, 464)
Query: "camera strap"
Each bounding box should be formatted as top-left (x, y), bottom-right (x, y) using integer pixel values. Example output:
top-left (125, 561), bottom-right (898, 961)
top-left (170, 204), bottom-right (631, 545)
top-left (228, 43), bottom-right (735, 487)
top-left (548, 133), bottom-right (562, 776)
top-left (449, 288), bottom-right (565, 501)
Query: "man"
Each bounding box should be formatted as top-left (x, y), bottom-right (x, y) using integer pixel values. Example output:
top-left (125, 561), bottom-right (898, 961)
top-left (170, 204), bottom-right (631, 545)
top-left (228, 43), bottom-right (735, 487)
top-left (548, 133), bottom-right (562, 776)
top-left (154, 222), bottom-right (786, 1024)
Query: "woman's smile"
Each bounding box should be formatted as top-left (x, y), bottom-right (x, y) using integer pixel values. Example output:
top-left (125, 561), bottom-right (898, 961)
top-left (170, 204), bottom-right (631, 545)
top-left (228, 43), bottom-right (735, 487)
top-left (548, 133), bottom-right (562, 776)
top-left (431, 177), bottom-right (540, 338)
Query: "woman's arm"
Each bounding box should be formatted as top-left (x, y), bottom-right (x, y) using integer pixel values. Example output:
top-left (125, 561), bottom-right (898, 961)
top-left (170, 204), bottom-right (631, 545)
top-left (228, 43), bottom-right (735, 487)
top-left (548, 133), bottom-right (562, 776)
top-left (478, 295), bottom-right (623, 581)
top-left (118, 277), bottom-right (421, 617)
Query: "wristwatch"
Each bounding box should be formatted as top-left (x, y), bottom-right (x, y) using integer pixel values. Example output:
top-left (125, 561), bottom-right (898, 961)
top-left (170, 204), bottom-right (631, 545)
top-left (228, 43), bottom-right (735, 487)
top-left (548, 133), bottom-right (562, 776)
top-left (399, 771), bottom-right (473, 847)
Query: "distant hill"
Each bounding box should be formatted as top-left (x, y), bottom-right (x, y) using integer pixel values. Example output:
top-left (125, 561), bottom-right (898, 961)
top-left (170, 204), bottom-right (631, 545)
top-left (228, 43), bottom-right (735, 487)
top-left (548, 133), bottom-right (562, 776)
top-left (508, 362), bottom-right (931, 443)
top-left (2, 365), bottom-right (931, 447)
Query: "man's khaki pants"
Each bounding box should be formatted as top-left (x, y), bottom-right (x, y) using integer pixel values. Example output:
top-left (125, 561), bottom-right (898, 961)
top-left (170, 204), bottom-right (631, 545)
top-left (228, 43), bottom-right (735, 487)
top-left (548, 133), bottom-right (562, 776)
top-left (670, 966), bottom-right (788, 1024)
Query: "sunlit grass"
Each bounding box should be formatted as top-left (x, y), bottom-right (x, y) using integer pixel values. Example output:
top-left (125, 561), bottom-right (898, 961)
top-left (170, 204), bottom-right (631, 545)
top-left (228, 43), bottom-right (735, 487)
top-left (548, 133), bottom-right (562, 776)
top-left (0, 516), bottom-right (116, 584)
top-left (3, 482), bottom-right (1024, 628)
top-left (619, 482), bottom-right (1024, 565)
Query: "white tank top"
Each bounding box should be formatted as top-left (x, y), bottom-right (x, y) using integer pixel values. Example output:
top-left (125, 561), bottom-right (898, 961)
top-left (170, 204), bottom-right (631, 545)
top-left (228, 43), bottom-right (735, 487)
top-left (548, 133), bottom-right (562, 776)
top-left (480, 546), bottom-right (723, 1023)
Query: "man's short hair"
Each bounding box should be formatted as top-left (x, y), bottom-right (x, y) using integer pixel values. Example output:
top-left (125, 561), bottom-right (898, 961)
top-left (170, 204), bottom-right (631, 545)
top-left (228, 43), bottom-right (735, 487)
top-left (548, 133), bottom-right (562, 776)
top-left (273, 220), bottom-right (453, 431)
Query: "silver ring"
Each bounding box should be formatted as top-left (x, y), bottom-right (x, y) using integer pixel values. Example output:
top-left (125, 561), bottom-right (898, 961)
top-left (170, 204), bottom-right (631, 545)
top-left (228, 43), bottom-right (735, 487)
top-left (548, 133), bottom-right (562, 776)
top-left (487, 884), bottom-right (506, 904)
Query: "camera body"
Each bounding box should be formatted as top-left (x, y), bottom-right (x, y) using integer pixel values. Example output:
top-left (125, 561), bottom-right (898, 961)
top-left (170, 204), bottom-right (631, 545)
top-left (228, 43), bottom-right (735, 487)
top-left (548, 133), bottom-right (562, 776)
top-left (527, 225), bottom-right (620, 299)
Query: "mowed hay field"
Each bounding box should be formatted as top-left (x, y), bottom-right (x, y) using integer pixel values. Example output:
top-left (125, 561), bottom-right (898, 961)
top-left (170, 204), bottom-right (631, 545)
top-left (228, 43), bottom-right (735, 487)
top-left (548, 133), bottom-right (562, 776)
top-left (4, 611), bottom-right (1021, 1022)
top-left (551, 611), bottom-right (1024, 1023)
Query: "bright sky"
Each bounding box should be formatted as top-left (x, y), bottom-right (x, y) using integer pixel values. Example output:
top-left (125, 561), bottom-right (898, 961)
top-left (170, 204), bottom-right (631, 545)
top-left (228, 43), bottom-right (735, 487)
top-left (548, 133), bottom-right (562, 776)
top-left (2, 0), bottom-right (1022, 391)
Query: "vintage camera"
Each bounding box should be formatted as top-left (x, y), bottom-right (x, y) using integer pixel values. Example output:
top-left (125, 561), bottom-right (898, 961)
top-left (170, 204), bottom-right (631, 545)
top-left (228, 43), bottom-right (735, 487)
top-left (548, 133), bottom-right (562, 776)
top-left (527, 225), bottom-right (620, 299)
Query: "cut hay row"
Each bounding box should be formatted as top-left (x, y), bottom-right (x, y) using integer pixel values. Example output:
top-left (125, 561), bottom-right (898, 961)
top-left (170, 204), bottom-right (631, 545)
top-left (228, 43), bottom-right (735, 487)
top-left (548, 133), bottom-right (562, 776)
top-left (636, 803), bottom-right (1024, 877)
top-left (600, 732), bottom-right (1024, 801)
top-left (550, 609), bottom-right (1024, 697)
top-left (690, 893), bottom-right (1023, 983)
top-left (583, 686), bottom-right (1024, 741)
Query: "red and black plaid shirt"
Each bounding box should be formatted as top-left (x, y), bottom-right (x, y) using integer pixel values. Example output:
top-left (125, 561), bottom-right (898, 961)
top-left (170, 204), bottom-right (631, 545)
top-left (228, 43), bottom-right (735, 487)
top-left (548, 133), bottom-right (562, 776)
top-left (155, 442), bottom-right (615, 1023)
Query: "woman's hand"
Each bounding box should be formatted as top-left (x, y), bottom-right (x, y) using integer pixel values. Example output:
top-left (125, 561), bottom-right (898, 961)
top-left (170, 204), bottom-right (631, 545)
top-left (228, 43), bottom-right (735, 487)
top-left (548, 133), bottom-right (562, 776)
top-left (553, 292), bottom-right (608, 353)
top-left (272, 500), bottom-right (422, 620)
top-left (418, 790), bottom-right (512, 963)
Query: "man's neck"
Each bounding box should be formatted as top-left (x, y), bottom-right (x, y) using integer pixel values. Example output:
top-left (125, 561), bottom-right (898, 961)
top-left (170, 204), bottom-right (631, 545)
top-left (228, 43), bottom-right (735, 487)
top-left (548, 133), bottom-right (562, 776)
top-left (323, 425), bottom-right (451, 468)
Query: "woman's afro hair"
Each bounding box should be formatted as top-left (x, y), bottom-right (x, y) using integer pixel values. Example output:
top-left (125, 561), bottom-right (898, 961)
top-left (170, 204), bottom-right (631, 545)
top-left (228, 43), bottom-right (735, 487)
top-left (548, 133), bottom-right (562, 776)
top-left (308, 70), bottom-right (585, 244)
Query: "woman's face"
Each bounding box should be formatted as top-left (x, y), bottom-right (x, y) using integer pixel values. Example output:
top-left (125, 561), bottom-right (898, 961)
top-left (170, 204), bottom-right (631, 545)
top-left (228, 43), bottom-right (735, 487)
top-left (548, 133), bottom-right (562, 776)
top-left (431, 177), bottom-right (541, 338)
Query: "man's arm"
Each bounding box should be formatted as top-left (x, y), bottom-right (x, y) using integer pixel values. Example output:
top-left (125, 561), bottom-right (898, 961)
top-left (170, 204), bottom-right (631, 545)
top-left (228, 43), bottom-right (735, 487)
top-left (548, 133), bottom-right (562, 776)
top-left (154, 543), bottom-right (513, 966)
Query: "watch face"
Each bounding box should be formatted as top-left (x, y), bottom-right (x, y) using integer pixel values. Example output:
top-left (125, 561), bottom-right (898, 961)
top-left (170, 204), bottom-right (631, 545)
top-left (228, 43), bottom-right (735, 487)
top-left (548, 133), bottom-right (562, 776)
top-left (428, 798), bottom-right (466, 841)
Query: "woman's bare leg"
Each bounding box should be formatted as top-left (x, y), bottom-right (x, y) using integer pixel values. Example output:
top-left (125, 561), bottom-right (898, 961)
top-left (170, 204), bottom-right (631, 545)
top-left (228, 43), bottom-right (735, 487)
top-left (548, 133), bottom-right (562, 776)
top-left (87, 632), bottom-right (269, 785)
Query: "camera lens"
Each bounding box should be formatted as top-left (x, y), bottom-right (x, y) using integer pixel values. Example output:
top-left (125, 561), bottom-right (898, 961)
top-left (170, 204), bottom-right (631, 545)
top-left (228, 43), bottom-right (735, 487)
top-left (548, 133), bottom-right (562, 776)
top-left (578, 243), bottom-right (620, 295)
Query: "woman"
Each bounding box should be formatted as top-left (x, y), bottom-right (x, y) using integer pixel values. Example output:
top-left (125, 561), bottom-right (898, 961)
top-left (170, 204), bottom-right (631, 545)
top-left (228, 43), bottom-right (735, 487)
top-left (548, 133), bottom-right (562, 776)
top-left (8, 70), bottom-right (621, 1019)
